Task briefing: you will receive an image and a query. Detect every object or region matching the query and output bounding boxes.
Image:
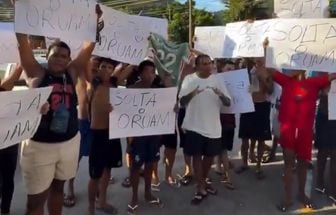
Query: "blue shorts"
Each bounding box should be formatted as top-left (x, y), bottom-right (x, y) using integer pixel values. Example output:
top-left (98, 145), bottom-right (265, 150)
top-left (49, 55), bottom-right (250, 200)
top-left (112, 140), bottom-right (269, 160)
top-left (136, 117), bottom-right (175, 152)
top-left (129, 136), bottom-right (161, 168)
top-left (79, 119), bottom-right (93, 158)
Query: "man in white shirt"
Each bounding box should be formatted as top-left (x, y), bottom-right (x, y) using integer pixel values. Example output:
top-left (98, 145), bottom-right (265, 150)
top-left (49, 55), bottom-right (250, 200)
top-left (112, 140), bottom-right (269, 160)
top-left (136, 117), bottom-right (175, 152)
top-left (179, 54), bottom-right (231, 205)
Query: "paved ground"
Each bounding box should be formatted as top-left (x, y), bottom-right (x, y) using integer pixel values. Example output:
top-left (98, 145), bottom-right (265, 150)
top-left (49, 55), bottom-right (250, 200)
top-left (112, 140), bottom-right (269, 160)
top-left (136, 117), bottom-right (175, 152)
top-left (9, 134), bottom-right (336, 215)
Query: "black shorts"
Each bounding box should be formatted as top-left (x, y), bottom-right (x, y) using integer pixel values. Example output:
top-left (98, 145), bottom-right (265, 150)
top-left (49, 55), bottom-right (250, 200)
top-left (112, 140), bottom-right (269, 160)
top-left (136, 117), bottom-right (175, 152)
top-left (129, 136), bottom-right (161, 168)
top-left (161, 133), bottom-right (177, 149)
top-left (221, 128), bottom-right (235, 151)
top-left (183, 130), bottom-right (221, 157)
top-left (178, 108), bottom-right (186, 148)
top-left (315, 111), bottom-right (336, 150)
top-left (89, 129), bottom-right (122, 179)
top-left (238, 101), bottom-right (272, 141)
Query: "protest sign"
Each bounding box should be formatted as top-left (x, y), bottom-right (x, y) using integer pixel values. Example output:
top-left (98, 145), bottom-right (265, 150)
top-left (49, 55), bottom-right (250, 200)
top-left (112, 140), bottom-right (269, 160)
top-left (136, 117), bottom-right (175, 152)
top-left (194, 26), bottom-right (226, 58)
top-left (15, 0), bottom-right (97, 42)
top-left (266, 18), bottom-right (336, 73)
top-left (217, 69), bottom-right (254, 113)
top-left (109, 87), bottom-right (177, 138)
top-left (223, 20), bottom-right (270, 58)
top-left (149, 33), bottom-right (190, 86)
top-left (0, 22), bottom-right (19, 64)
top-left (274, 0), bottom-right (329, 18)
top-left (0, 87), bottom-right (52, 150)
top-left (93, 5), bottom-right (168, 65)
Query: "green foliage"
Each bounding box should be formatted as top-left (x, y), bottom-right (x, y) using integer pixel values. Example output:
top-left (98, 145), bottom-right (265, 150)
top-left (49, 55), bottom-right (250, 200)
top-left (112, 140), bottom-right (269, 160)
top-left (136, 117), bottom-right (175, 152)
top-left (222, 0), bottom-right (272, 22)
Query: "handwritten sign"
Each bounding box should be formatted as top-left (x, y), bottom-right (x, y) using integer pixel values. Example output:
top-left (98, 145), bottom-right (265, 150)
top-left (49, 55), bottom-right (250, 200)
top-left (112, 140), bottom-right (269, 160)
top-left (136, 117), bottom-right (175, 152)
top-left (274, 0), bottom-right (329, 18)
top-left (0, 23), bottom-right (19, 64)
top-left (0, 87), bottom-right (52, 149)
top-left (223, 20), bottom-right (270, 58)
top-left (93, 5), bottom-right (168, 65)
top-left (194, 26), bottom-right (226, 58)
top-left (109, 87), bottom-right (177, 138)
top-left (217, 69), bottom-right (254, 113)
top-left (266, 19), bottom-right (336, 73)
top-left (15, 0), bottom-right (97, 42)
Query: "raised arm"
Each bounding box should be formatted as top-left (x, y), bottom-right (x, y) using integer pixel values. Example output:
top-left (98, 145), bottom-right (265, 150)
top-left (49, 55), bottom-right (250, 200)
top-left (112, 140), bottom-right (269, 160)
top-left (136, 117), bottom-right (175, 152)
top-left (16, 33), bottom-right (44, 79)
top-left (112, 64), bottom-right (135, 86)
top-left (68, 4), bottom-right (104, 79)
top-left (0, 63), bottom-right (23, 91)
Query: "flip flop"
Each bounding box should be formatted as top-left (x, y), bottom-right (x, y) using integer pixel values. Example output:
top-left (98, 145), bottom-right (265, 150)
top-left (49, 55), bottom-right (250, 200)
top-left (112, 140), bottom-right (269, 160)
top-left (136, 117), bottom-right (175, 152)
top-left (328, 195), bottom-right (336, 205)
top-left (96, 205), bottom-right (118, 215)
top-left (166, 178), bottom-right (181, 188)
top-left (298, 196), bottom-right (313, 209)
top-left (151, 182), bottom-right (161, 192)
top-left (235, 166), bottom-right (249, 174)
top-left (127, 204), bottom-right (138, 215)
top-left (177, 174), bottom-right (193, 186)
top-left (205, 185), bottom-right (217, 195)
top-left (63, 195), bottom-right (76, 207)
top-left (191, 192), bottom-right (207, 205)
top-left (122, 177), bottom-right (131, 188)
top-left (314, 187), bottom-right (326, 194)
top-left (147, 198), bottom-right (164, 208)
top-left (221, 180), bottom-right (235, 190)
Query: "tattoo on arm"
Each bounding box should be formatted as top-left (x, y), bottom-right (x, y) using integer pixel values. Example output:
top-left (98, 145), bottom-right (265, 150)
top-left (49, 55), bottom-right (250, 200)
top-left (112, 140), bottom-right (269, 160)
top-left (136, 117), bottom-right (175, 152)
top-left (219, 95), bottom-right (231, 106)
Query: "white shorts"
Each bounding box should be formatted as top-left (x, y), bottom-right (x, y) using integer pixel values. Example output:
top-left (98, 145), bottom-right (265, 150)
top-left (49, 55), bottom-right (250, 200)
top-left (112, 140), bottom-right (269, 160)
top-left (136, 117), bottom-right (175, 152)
top-left (20, 133), bottom-right (80, 195)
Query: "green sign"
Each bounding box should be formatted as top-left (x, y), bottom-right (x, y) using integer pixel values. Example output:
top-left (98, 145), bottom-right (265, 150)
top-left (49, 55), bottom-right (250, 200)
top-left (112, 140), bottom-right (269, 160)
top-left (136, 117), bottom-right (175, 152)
top-left (149, 33), bottom-right (190, 86)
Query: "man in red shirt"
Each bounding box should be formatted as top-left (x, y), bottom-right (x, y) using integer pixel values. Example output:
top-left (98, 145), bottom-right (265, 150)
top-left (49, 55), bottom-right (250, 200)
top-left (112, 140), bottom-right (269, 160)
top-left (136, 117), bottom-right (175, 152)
top-left (269, 68), bottom-right (336, 211)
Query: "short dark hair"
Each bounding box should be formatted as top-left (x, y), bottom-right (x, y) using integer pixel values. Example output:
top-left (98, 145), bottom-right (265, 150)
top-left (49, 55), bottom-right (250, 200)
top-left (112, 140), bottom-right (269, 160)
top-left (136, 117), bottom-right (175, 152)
top-left (46, 41), bottom-right (71, 58)
top-left (195, 54), bottom-right (211, 66)
top-left (138, 60), bottom-right (155, 75)
top-left (98, 57), bottom-right (119, 68)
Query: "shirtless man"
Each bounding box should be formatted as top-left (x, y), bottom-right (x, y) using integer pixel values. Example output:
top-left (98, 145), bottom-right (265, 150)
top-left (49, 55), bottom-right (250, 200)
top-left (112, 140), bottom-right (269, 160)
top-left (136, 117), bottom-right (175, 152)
top-left (236, 57), bottom-right (273, 179)
top-left (127, 60), bottom-right (164, 215)
top-left (87, 58), bottom-right (121, 215)
top-left (64, 56), bottom-right (100, 207)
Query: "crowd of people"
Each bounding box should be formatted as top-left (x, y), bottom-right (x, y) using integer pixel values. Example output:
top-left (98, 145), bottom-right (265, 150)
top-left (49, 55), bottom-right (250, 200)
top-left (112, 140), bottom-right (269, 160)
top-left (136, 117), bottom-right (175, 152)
top-left (0, 2), bottom-right (336, 215)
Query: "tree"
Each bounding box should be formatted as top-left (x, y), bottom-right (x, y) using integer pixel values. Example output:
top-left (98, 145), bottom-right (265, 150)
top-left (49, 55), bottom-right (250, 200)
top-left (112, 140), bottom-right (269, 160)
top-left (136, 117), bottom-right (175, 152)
top-left (222, 0), bottom-right (272, 22)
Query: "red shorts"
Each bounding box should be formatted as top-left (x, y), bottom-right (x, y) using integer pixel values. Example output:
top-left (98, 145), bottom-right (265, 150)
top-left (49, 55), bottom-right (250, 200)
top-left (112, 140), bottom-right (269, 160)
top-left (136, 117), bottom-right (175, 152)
top-left (279, 122), bottom-right (313, 162)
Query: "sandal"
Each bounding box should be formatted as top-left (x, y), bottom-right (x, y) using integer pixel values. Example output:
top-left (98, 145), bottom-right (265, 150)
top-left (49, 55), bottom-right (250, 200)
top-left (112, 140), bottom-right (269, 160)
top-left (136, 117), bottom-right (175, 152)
top-left (109, 176), bottom-right (115, 184)
top-left (328, 195), bottom-right (336, 205)
top-left (298, 196), bottom-right (313, 209)
top-left (221, 180), bottom-right (235, 190)
top-left (178, 174), bottom-right (193, 186)
top-left (151, 182), bottom-right (161, 192)
top-left (205, 185), bottom-right (217, 195)
top-left (314, 187), bottom-right (326, 194)
top-left (63, 195), bottom-right (76, 207)
top-left (166, 178), bottom-right (181, 188)
top-left (205, 177), bottom-right (212, 185)
top-left (96, 204), bottom-right (118, 215)
top-left (191, 192), bottom-right (207, 205)
top-left (122, 177), bottom-right (131, 188)
top-left (147, 197), bottom-right (164, 208)
top-left (235, 166), bottom-right (249, 174)
top-left (127, 204), bottom-right (138, 215)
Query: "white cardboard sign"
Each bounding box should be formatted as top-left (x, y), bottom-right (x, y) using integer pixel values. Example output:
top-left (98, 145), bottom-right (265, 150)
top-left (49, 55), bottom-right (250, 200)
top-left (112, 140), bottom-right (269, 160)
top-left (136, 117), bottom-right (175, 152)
top-left (0, 87), bottom-right (52, 150)
top-left (109, 87), bottom-right (177, 138)
top-left (93, 5), bottom-right (168, 65)
top-left (194, 26), bottom-right (226, 58)
top-left (15, 0), bottom-right (97, 42)
top-left (217, 69), bottom-right (255, 114)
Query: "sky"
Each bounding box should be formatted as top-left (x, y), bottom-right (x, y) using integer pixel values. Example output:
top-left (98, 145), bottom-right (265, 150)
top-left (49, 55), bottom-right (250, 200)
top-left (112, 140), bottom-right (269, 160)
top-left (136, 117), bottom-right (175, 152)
top-left (177, 0), bottom-right (226, 12)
